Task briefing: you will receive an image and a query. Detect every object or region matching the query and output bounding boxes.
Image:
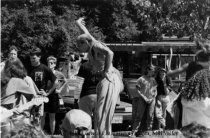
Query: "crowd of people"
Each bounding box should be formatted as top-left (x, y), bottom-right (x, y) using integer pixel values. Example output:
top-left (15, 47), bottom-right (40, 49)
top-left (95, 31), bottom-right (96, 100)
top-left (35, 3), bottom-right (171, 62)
top-left (0, 17), bottom-right (123, 138)
top-left (1, 17), bottom-right (210, 138)
top-left (129, 41), bottom-right (210, 137)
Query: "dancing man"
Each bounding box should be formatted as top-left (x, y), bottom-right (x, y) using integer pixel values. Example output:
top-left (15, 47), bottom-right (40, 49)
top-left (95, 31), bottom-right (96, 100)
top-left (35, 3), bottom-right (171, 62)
top-left (76, 17), bottom-right (124, 137)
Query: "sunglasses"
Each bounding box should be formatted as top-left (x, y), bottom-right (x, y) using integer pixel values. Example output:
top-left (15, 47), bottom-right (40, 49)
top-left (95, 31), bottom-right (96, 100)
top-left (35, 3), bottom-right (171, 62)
top-left (49, 62), bottom-right (56, 64)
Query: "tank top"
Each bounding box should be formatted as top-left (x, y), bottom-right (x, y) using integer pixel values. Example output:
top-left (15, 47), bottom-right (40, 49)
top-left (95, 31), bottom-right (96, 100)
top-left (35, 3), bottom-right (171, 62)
top-left (88, 40), bottom-right (112, 73)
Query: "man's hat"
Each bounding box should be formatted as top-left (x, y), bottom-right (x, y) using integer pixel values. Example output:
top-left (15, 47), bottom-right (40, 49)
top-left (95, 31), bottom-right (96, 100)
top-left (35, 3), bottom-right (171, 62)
top-left (61, 109), bottom-right (92, 133)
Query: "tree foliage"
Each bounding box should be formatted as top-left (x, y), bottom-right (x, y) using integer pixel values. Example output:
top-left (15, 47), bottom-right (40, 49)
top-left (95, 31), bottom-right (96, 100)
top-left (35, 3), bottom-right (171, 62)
top-left (1, 0), bottom-right (210, 59)
top-left (1, 2), bottom-right (105, 59)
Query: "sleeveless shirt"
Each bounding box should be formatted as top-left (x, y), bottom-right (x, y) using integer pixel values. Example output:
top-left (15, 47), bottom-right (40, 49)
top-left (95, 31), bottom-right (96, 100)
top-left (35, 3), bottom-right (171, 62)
top-left (87, 40), bottom-right (113, 73)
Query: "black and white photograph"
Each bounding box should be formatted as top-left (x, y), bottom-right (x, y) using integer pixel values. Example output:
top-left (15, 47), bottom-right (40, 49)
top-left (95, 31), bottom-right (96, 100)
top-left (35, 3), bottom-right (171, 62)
top-left (1, 0), bottom-right (210, 138)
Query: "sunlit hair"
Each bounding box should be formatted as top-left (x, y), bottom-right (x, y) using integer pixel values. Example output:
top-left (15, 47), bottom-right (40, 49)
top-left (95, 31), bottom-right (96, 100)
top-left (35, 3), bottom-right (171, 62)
top-left (9, 45), bottom-right (18, 52)
top-left (3, 59), bottom-right (27, 84)
top-left (47, 56), bottom-right (57, 63)
top-left (77, 34), bottom-right (92, 44)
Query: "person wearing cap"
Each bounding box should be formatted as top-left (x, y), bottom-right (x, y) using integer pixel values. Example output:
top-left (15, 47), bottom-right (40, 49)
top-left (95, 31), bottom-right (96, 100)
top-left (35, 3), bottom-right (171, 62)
top-left (60, 109), bottom-right (92, 138)
top-left (28, 47), bottom-right (57, 133)
top-left (130, 64), bottom-right (157, 137)
top-left (167, 39), bottom-right (210, 129)
top-left (46, 55), bottom-right (66, 135)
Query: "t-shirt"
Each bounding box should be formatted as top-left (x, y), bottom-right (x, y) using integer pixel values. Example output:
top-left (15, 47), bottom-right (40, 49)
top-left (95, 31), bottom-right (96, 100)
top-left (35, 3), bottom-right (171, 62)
top-left (136, 75), bottom-right (157, 101)
top-left (77, 63), bottom-right (99, 98)
top-left (29, 64), bottom-right (56, 91)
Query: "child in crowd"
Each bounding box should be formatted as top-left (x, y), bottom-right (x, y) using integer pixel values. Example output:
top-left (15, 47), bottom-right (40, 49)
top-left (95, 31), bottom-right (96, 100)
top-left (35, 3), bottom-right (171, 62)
top-left (130, 65), bottom-right (157, 137)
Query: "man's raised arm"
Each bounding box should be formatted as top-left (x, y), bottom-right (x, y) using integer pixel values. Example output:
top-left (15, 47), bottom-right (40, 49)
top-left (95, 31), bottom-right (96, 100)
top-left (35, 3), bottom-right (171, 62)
top-left (76, 17), bottom-right (95, 41)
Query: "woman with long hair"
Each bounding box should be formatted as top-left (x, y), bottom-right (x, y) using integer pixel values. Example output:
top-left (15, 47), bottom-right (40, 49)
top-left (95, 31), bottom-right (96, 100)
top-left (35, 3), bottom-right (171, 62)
top-left (0, 59), bottom-right (42, 138)
top-left (1, 59), bottom-right (38, 109)
top-left (155, 67), bottom-right (171, 130)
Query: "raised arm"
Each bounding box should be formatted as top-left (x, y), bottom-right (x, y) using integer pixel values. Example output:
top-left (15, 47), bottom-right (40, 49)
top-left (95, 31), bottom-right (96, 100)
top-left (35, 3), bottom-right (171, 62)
top-left (76, 17), bottom-right (95, 41)
top-left (167, 48), bottom-right (173, 71)
top-left (167, 63), bottom-right (189, 77)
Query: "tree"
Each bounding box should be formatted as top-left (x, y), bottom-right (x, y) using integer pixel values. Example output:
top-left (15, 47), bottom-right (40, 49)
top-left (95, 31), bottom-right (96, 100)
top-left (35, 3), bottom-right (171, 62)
top-left (1, 0), bottom-right (210, 60)
top-left (1, 2), bottom-right (105, 60)
top-left (149, 0), bottom-right (210, 39)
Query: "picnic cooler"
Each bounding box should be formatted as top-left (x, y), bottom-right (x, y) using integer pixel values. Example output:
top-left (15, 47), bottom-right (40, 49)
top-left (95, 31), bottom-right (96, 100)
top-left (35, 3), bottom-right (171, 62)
top-left (60, 76), bottom-right (84, 103)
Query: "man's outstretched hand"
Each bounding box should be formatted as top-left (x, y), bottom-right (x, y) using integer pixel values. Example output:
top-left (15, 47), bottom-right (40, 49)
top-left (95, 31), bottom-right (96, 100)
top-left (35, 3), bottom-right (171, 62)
top-left (76, 17), bottom-right (86, 26)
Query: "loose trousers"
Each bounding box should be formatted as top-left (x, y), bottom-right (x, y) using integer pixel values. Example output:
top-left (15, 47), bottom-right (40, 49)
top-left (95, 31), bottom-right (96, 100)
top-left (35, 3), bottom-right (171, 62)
top-left (94, 70), bottom-right (123, 137)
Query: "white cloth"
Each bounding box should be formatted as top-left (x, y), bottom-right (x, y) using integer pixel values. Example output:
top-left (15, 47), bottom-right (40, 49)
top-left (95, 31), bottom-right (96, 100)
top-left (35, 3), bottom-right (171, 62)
top-left (1, 78), bottom-right (35, 105)
top-left (0, 61), bottom-right (5, 72)
top-left (0, 106), bottom-right (13, 122)
top-left (182, 97), bottom-right (210, 129)
top-left (24, 76), bottom-right (39, 95)
top-left (95, 68), bottom-right (123, 135)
